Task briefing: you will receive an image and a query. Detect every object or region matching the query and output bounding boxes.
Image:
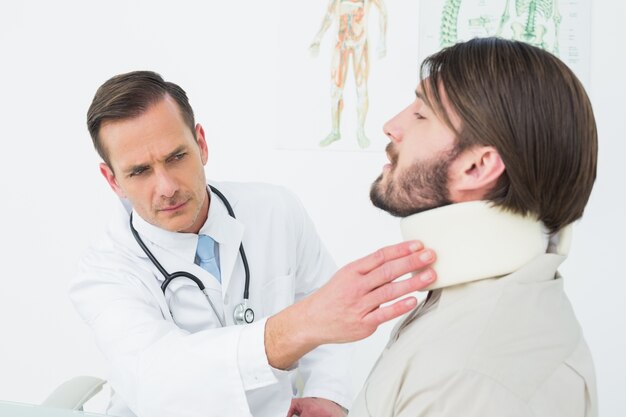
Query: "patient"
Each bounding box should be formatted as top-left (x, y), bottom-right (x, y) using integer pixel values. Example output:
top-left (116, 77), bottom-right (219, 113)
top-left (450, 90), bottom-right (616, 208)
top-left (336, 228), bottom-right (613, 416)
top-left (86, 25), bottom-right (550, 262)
top-left (350, 37), bottom-right (598, 416)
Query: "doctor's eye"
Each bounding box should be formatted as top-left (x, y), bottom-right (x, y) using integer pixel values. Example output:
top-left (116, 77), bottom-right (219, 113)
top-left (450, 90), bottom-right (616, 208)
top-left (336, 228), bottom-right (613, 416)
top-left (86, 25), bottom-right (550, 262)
top-left (168, 152), bottom-right (187, 163)
top-left (129, 167), bottom-right (149, 178)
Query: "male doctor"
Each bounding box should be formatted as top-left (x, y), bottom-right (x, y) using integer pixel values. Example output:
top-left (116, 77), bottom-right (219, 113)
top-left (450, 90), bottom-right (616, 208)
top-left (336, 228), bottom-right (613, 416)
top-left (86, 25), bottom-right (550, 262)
top-left (69, 71), bottom-right (437, 417)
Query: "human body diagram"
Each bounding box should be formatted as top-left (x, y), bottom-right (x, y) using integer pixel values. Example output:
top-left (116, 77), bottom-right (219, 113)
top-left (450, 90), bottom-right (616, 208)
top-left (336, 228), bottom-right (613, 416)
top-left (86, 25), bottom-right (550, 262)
top-left (310, 0), bottom-right (387, 149)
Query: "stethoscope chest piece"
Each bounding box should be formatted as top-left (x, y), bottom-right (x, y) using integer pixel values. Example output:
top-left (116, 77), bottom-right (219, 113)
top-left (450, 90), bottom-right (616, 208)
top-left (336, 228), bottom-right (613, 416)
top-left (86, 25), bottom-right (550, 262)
top-left (233, 301), bottom-right (255, 325)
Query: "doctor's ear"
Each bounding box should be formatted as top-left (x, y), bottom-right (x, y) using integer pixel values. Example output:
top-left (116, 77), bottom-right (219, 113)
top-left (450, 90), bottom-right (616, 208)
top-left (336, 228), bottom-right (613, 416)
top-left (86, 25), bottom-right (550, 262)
top-left (100, 162), bottom-right (127, 199)
top-left (195, 123), bottom-right (208, 165)
top-left (448, 146), bottom-right (505, 202)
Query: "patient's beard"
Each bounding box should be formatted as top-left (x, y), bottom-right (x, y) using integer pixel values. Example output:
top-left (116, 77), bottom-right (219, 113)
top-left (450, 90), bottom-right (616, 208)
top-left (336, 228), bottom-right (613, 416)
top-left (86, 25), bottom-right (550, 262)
top-left (370, 146), bottom-right (461, 217)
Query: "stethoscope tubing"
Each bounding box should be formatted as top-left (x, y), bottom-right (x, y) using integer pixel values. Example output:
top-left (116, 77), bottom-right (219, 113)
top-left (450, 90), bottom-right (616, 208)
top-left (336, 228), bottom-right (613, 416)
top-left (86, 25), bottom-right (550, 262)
top-left (128, 185), bottom-right (252, 325)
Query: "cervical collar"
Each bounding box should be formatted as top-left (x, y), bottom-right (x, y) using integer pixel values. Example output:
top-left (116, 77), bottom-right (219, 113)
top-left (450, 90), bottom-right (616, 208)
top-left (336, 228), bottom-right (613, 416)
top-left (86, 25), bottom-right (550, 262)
top-left (400, 201), bottom-right (572, 290)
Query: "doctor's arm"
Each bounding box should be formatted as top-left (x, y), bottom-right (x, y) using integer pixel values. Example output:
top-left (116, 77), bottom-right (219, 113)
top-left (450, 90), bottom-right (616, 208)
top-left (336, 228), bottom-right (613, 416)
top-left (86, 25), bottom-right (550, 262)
top-left (265, 240), bottom-right (436, 370)
top-left (70, 255), bottom-right (266, 417)
top-left (282, 192), bottom-right (352, 414)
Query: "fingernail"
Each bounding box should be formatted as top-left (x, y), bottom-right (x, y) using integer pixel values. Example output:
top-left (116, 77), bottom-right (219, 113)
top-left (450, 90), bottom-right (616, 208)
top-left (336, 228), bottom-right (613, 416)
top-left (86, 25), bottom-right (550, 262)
top-left (419, 269), bottom-right (433, 282)
top-left (409, 241), bottom-right (423, 252)
top-left (419, 250), bottom-right (433, 262)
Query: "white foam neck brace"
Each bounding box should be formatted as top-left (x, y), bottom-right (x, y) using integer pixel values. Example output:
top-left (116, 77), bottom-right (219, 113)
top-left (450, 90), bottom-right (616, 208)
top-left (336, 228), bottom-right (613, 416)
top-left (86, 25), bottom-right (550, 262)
top-left (400, 201), bottom-right (572, 290)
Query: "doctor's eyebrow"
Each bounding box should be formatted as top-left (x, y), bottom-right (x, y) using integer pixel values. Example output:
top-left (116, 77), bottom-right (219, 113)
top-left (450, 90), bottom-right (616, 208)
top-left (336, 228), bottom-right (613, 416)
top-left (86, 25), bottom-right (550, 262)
top-left (123, 146), bottom-right (189, 176)
top-left (124, 163), bottom-right (150, 177)
top-left (163, 145), bottom-right (188, 162)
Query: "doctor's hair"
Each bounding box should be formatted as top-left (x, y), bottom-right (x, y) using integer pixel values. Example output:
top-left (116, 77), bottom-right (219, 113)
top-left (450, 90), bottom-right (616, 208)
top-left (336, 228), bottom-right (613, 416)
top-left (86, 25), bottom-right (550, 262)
top-left (87, 70), bottom-right (196, 166)
top-left (419, 37), bottom-right (597, 233)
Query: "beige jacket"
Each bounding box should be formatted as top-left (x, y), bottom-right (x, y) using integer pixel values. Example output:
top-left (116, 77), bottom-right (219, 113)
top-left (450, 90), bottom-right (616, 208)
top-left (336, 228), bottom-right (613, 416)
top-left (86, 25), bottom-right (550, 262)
top-left (350, 253), bottom-right (597, 417)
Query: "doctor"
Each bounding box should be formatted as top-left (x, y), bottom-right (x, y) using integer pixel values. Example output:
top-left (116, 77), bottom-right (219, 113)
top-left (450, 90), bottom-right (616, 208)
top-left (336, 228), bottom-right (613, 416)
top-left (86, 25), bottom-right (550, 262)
top-left (69, 71), bottom-right (437, 417)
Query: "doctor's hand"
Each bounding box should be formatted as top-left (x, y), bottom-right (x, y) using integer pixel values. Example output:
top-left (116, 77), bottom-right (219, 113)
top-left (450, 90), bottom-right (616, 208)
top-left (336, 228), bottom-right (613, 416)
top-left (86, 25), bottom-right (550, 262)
top-left (265, 240), bottom-right (436, 370)
top-left (287, 397), bottom-right (346, 417)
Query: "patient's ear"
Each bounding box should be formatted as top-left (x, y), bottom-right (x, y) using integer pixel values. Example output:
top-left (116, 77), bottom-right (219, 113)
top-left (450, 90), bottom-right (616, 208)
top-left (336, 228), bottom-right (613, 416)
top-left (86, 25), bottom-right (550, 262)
top-left (448, 146), bottom-right (505, 202)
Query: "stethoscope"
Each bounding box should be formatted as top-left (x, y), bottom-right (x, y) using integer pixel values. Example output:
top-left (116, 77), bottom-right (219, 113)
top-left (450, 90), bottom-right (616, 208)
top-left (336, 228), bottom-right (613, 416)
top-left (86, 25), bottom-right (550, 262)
top-left (129, 185), bottom-right (255, 326)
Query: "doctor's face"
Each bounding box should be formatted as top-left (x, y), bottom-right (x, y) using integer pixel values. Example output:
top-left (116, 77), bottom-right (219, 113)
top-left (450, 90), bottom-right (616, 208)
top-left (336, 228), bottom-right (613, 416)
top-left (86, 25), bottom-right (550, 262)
top-left (99, 96), bottom-right (210, 233)
top-left (370, 84), bottom-right (463, 216)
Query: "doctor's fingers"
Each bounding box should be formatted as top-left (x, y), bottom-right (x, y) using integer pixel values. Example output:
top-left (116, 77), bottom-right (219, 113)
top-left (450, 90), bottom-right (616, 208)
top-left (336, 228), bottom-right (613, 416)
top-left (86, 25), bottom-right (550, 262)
top-left (363, 296), bottom-right (418, 328)
top-left (350, 240), bottom-right (426, 275)
top-left (361, 268), bottom-right (436, 312)
top-left (360, 247), bottom-right (436, 291)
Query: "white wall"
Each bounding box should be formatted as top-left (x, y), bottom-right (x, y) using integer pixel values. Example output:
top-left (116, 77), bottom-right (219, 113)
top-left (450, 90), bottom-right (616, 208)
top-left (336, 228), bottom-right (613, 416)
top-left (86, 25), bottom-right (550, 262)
top-left (0, 1), bottom-right (623, 415)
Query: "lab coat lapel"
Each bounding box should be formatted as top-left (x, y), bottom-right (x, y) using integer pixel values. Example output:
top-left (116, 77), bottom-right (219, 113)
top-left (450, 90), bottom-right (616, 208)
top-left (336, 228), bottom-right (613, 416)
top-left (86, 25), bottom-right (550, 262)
top-left (123, 208), bottom-right (224, 298)
top-left (202, 186), bottom-right (245, 300)
top-left (109, 208), bottom-right (176, 322)
top-left (213, 212), bottom-right (244, 299)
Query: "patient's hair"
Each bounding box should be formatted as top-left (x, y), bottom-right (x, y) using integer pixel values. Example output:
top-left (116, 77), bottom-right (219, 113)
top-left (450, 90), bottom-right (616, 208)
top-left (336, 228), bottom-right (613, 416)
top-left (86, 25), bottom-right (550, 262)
top-left (421, 37), bottom-right (597, 233)
top-left (87, 71), bottom-right (195, 166)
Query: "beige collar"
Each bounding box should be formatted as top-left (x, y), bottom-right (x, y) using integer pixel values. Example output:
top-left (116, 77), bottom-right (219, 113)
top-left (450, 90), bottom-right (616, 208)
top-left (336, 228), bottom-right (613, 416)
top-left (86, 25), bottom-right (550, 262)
top-left (400, 201), bottom-right (572, 290)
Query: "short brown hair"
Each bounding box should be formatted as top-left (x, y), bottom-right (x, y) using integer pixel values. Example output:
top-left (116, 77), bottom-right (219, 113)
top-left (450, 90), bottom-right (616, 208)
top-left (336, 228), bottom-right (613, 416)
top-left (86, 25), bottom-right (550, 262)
top-left (421, 37), bottom-right (597, 233)
top-left (87, 71), bottom-right (196, 165)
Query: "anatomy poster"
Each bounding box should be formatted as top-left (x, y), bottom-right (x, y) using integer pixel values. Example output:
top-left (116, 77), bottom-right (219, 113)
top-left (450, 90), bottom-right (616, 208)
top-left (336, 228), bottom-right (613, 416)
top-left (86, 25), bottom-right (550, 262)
top-left (418, 0), bottom-right (591, 86)
top-left (277, 0), bottom-right (421, 152)
top-left (276, 0), bottom-right (590, 151)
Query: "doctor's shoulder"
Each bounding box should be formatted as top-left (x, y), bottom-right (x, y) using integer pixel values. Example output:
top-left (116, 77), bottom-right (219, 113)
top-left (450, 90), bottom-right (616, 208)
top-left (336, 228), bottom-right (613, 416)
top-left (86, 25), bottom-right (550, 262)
top-left (69, 239), bottom-right (159, 322)
top-left (211, 181), bottom-right (309, 222)
top-left (69, 208), bottom-right (156, 311)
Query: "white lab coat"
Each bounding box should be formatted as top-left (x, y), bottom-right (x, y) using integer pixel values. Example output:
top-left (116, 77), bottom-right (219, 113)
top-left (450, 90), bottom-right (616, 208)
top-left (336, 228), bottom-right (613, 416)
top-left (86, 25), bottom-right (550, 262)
top-left (70, 182), bottom-right (352, 417)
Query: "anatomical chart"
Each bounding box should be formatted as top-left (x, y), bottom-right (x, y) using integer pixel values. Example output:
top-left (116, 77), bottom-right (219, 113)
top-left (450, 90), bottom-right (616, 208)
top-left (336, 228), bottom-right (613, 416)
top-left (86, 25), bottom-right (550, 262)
top-left (277, 0), bottom-right (413, 152)
top-left (309, 0), bottom-right (388, 150)
top-left (418, 0), bottom-right (591, 85)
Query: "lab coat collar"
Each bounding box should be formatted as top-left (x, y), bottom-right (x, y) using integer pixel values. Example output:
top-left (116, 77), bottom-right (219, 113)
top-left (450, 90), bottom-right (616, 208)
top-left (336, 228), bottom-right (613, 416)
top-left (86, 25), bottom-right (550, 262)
top-left (399, 201), bottom-right (572, 291)
top-left (129, 184), bottom-right (245, 296)
top-left (131, 208), bottom-right (197, 264)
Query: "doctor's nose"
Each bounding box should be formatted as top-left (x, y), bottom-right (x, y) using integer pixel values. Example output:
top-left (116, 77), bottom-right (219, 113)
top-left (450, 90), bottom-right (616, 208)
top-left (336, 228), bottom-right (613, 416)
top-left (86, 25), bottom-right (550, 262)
top-left (155, 170), bottom-right (179, 198)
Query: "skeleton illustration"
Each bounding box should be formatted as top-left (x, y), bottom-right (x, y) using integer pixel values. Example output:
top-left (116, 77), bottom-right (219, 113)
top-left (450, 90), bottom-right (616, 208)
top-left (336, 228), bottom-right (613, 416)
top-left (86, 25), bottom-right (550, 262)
top-left (498, 0), bottom-right (562, 54)
top-left (440, 0), bottom-right (562, 56)
top-left (440, 0), bottom-right (462, 47)
top-left (469, 15), bottom-right (495, 35)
